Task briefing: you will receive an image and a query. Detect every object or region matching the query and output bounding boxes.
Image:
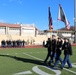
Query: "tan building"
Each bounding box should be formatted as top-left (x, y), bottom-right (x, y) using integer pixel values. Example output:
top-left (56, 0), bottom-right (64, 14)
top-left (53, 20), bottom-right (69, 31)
top-left (44, 30), bottom-right (74, 43)
top-left (0, 22), bottom-right (38, 36)
top-left (0, 22), bottom-right (74, 45)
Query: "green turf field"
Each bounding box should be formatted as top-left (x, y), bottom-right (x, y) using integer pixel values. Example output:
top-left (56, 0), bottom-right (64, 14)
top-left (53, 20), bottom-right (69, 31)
top-left (0, 46), bottom-right (76, 75)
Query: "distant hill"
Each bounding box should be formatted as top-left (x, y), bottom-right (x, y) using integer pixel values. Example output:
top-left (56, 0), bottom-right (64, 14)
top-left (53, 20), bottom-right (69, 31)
top-left (59, 26), bottom-right (74, 31)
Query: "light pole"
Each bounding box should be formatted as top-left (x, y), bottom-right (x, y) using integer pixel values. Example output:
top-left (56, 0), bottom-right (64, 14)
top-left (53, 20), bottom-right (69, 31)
top-left (74, 0), bottom-right (76, 43)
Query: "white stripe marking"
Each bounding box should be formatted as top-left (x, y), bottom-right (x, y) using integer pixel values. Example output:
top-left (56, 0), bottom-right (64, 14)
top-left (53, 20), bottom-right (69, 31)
top-left (23, 52), bottom-right (76, 75)
top-left (23, 53), bottom-right (43, 61)
top-left (72, 64), bottom-right (76, 68)
top-left (64, 68), bottom-right (76, 74)
top-left (43, 66), bottom-right (61, 75)
top-left (32, 66), bottom-right (51, 75)
top-left (72, 63), bottom-right (76, 65)
top-left (1, 53), bottom-right (76, 75)
top-left (13, 71), bottom-right (32, 75)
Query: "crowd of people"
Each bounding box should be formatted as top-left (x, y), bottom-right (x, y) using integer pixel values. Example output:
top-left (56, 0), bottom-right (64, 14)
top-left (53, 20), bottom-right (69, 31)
top-left (1, 40), bottom-right (26, 48)
top-left (43, 35), bottom-right (72, 69)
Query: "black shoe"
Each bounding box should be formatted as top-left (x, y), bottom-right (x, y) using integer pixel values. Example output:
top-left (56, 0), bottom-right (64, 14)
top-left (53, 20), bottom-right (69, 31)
top-left (51, 65), bottom-right (54, 67)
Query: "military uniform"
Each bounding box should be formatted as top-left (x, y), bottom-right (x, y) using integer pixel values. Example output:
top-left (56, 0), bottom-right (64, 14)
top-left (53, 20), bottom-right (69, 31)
top-left (50, 37), bottom-right (56, 63)
top-left (44, 38), bottom-right (52, 63)
top-left (53, 38), bottom-right (63, 67)
top-left (61, 39), bottom-right (72, 69)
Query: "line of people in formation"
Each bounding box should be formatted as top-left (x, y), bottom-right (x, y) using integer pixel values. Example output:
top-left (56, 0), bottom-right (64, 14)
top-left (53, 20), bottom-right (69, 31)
top-left (1, 40), bottom-right (26, 48)
top-left (43, 35), bottom-right (72, 69)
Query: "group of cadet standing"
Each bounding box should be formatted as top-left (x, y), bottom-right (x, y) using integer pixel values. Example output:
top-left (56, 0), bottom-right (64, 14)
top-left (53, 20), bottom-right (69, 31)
top-left (43, 35), bottom-right (72, 69)
top-left (1, 40), bottom-right (25, 48)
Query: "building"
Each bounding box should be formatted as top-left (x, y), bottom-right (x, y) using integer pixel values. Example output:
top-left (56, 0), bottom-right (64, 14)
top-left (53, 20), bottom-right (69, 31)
top-left (21, 24), bottom-right (38, 36)
top-left (0, 22), bottom-right (74, 45)
top-left (0, 22), bottom-right (39, 45)
top-left (0, 22), bottom-right (20, 35)
top-left (0, 22), bottom-right (38, 36)
top-left (44, 30), bottom-right (74, 43)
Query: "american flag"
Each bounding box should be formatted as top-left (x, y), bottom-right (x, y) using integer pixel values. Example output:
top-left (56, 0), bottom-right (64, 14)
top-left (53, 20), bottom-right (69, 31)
top-left (58, 4), bottom-right (70, 29)
top-left (48, 7), bottom-right (53, 30)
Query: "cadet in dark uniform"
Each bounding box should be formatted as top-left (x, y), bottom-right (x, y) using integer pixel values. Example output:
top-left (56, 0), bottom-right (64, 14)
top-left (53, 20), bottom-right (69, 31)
top-left (1, 40), bottom-right (6, 48)
top-left (53, 37), bottom-right (63, 67)
top-left (61, 38), bottom-right (72, 69)
top-left (43, 40), bottom-right (45, 47)
top-left (22, 40), bottom-right (25, 47)
top-left (49, 35), bottom-right (56, 65)
top-left (44, 38), bottom-right (52, 63)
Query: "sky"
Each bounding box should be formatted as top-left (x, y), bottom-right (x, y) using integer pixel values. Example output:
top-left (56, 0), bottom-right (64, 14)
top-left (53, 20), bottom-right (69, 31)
top-left (0, 0), bottom-right (74, 30)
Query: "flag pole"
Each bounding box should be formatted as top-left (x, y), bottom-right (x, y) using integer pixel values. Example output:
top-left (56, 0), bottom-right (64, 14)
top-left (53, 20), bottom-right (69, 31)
top-left (74, 0), bottom-right (76, 43)
top-left (48, 6), bottom-right (53, 38)
top-left (57, 20), bottom-right (59, 35)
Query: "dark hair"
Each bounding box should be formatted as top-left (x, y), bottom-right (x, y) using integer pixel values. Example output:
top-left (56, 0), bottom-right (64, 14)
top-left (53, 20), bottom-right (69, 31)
top-left (48, 38), bottom-right (50, 40)
top-left (52, 35), bottom-right (55, 37)
top-left (66, 38), bottom-right (70, 42)
top-left (58, 37), bottom-right (61, 39)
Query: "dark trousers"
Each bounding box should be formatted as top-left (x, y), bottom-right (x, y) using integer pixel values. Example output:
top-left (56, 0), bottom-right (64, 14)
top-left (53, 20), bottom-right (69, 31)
top-left (50, 50), bottom-right (56, 63)
top-left (44, 48), bottom-right (51, 62)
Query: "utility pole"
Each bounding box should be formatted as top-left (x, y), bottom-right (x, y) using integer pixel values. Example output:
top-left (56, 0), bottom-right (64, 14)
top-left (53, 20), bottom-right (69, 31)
top-left (74, 0), bottom-right (76, 43)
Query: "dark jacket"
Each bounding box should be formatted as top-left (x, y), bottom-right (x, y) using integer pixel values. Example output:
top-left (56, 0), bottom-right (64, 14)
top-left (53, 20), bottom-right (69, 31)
top-left (63, 42), bottom-right (72, 55)
top-left (46, 40), bottom-right (51, 48)
top-left (45, 38), bottom-right (52, 52)
top-left (56, 40), bottom-right (62, 53)
top-left (52, 39), bottom-right (56, 51)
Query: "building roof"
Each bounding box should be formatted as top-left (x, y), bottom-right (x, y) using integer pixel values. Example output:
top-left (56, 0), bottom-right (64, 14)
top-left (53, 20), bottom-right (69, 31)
top-left (44, 30), bottom-right (74, 34)
top-left (0, 22), bottom-right (21, 28)
top-left (21, 24), bottom-right (39, 30)
top-left (59, 26), bottom-right (74, 31)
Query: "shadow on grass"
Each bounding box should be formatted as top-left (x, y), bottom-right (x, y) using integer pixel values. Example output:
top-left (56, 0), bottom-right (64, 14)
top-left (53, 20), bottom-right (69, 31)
top-left (0, 54), bottom-right (45, 66)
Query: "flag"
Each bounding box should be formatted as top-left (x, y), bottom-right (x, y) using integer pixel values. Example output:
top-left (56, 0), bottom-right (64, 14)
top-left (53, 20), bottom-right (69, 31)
top-left (58, 4), bottom-right (70, 29)
top-left (48, 7), bottom-right (53, 30)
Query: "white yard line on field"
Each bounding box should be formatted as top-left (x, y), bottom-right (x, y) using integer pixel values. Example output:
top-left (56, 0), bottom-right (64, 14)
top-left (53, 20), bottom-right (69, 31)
top-left (23, 52), bottom-right (76, 75)
top-left (72, 63), bottom-right (76, 65)
top-left (32, 65), bottom-right (61, 75)
top-left (32, 66), bottom-right (51, 75)
top-left (63, 68), bottom-right (76, 74)
top-left (13, 71), bottom-right (32, 75)
top-left (0, 52), bottom-right (76, 75)
top-left (23, 53), bottom-right (43, 61)
top-left (72, 64), bottom-right (76, 68)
